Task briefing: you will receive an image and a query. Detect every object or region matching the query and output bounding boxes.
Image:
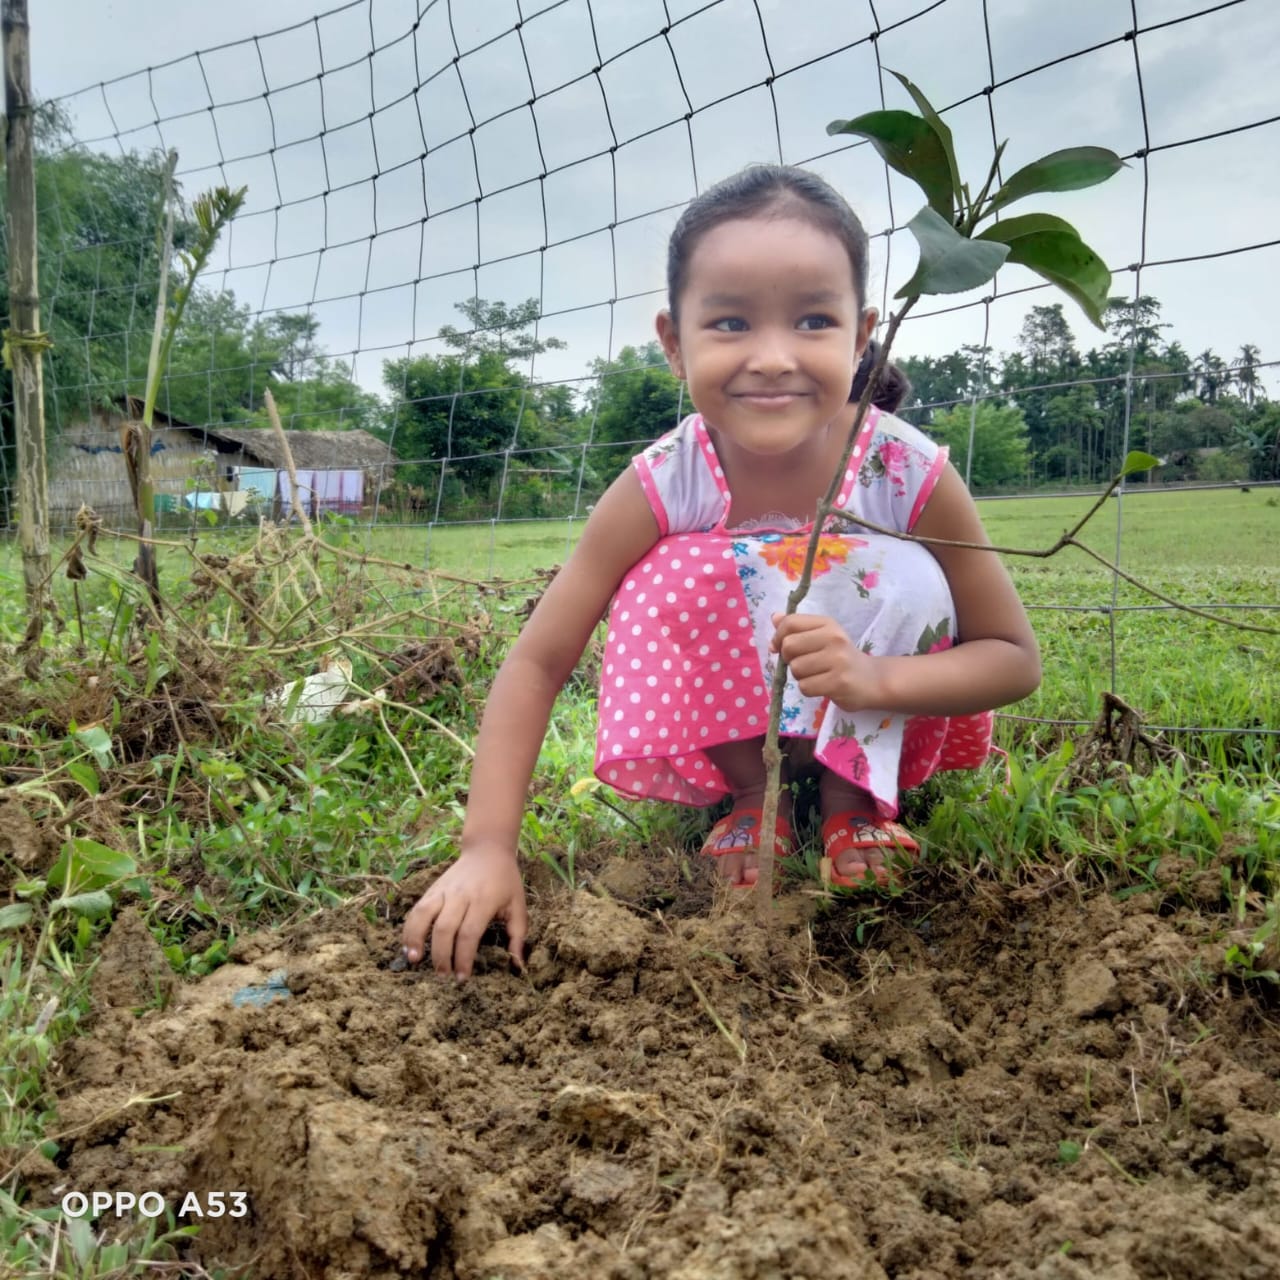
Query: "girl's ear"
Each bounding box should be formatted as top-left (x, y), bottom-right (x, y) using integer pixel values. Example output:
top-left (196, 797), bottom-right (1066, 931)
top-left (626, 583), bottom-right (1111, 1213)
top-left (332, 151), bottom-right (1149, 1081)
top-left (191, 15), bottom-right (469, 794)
top-left (857, 308), bottom-right (879, 352)
top-left (655, 310), bottom-right (686, 379)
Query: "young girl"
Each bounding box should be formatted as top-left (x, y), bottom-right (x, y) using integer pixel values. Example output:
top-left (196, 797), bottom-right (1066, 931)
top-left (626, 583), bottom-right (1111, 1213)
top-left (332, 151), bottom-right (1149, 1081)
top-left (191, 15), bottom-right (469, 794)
top-left (402, 165), bottom-right (1041, 980)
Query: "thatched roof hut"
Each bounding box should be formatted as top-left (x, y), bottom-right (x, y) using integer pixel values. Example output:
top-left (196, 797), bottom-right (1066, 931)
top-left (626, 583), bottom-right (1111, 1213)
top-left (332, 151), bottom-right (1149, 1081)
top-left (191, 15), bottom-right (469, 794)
top-left (198, 426), bottom-right (395, 472)
top-left (47, 398), bottom-right (396, 526)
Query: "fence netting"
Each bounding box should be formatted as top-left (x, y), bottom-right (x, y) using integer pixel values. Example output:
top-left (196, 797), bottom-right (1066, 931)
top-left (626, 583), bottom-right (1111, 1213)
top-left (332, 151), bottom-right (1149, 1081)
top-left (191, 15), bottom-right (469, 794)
top-left (2, 0), bottom-right (1277, 744)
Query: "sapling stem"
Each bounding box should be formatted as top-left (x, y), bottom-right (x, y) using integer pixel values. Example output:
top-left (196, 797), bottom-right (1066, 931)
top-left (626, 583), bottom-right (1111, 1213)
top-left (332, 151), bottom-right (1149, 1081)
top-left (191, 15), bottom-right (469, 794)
top-left (755, 300), bottom-right (916, 911)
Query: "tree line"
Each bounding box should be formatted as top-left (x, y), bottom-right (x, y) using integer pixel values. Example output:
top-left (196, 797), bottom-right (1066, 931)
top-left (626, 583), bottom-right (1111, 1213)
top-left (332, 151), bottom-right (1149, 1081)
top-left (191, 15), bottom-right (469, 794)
top-left (900, 297), bottom-right (1275, 490)
top-left (2, 130), bottom-right (1275, 523)
top-left (378, 292), bottom-right (1276, 517)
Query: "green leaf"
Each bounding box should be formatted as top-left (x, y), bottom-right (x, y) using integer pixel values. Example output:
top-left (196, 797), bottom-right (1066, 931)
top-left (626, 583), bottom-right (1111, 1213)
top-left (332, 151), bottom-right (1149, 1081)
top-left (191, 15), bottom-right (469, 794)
top-left (897, 206), bottom-right (1009, 299)
top-left (1120, 450), bottom-right (1160, 477)
top-left (0, 903), bottom-right (34, 930)
top-left (67, 1215), bottom-right (96, 1265)
top-left (144, 662), bottom-right (172, 696)
top-left (66, 760), bottom-right (100, 797)
top-left (827, 110), bottom-right (955, 220)
top-left (976, 212), bottom-right (1078, 242)
top-left (71, 722), bottom-right (115, 769)
top-left (53, 890), bottom-right (114, 919)
top-left (976, 223), bottom-right (1111, 328)
top-left (987, 146), bottom-right (1126, 215)
top-left (49, 838), bottom-right (138, 893)
top-left (888, 71), bottom-right (962, 216)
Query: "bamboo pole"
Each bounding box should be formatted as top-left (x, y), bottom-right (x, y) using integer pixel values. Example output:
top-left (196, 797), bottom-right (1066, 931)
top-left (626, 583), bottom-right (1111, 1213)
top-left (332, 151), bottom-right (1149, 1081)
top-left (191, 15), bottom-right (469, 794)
top-left (3, 0), bottom-right (51, 655)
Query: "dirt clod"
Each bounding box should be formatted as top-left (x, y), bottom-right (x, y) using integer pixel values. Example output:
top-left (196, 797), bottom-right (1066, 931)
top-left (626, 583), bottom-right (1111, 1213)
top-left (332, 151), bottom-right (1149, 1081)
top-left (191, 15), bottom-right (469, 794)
top-left (0, 798), bottom-right (49, 874)
top-left (1062, 957), bottom-right (1122, 1018)
top-left (91, 906), bottom-right (177, 1011)
top-left (546, 889), bottom-right (649, 976)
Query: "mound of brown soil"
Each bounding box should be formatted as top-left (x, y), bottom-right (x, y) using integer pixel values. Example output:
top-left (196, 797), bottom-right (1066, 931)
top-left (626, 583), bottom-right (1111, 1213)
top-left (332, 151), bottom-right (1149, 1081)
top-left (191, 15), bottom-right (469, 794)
top-left (26, 865), bottom-right (1280, 1279)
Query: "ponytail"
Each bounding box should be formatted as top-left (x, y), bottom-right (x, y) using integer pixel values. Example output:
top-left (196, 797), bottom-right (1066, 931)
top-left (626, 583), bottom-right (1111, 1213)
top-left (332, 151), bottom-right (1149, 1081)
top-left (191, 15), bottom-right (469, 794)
top-left (850, 341), bottom-right (912, 414)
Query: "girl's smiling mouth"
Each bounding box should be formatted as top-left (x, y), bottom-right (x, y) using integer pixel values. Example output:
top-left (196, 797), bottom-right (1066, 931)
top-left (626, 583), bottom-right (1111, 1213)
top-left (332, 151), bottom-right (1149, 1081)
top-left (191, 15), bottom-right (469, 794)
top-left (734, 390), bottom-right (808, 407)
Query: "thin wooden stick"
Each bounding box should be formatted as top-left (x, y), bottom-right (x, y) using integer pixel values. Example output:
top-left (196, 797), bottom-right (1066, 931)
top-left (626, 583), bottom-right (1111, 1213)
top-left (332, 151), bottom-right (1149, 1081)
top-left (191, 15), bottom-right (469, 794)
top-left (125, 148), bottom-right (179, 618)
top-left (263, 387), bottom-right (315, 541)
top-left (755, 301), bottom-right (915, 909)
top-left (4, 0), bottom-right (53, 660)
top-left (262, 387), bottom-right (327, 596)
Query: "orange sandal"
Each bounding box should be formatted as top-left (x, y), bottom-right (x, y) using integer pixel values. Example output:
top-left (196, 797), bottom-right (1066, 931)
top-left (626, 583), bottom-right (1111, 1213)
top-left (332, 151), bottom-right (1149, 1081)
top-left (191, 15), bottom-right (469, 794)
top-left (702, 806), bottom-right (794, 888)
top-left (821, 812), bottom-right (920, 888)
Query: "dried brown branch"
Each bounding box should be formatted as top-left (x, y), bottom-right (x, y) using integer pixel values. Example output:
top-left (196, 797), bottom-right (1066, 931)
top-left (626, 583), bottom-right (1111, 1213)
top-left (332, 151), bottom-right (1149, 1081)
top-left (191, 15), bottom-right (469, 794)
top-left (824, 515), bottom-right (1279, 637)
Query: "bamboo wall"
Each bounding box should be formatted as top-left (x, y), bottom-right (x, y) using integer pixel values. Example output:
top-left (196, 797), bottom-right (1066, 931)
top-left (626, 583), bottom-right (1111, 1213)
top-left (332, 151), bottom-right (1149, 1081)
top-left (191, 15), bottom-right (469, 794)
top-left (48, 424), bottom-right (226, 526)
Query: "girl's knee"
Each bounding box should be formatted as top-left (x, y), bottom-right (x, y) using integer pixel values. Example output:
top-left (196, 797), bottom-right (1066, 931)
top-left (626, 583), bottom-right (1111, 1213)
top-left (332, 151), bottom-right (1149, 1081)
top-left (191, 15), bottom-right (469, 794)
top-left (705, 736), bottom-right (769, 791)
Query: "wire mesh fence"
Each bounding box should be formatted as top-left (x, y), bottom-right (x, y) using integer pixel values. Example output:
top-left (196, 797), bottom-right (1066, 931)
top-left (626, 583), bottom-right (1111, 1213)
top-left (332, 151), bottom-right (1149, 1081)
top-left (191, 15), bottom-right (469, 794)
top-left (2, 0), bottom-right (1278, 746)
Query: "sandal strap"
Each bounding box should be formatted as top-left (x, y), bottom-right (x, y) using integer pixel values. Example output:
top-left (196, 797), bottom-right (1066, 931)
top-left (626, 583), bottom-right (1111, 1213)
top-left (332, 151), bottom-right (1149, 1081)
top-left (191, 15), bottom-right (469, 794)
top-left (703, 806), bottom-right (794, 858)
top-left (821, 812), bottom-right (919, 855)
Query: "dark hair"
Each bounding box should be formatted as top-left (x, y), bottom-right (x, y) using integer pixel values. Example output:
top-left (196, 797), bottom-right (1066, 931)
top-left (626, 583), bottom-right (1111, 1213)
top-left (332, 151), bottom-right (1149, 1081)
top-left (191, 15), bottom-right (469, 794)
top-left (851, 340), bottom-right (912, 414)
top-left (667, 163), bottom-right (909, 414)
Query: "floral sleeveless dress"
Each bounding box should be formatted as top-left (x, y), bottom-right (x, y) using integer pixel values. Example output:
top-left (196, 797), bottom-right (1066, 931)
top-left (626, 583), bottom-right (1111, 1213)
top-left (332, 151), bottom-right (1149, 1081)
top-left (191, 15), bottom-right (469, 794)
top-left (593, 409), bottom-right (993, 818)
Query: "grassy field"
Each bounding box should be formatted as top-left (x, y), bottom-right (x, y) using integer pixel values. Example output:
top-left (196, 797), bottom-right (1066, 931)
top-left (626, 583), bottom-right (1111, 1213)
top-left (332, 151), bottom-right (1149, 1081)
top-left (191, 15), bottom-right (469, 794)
top-left (405, 488), bottom-right (1280, 728)
top-left (313, 486), bottom-right (1280, 754)
top-left (350, 483), bottom-right (1280, 577)
top-left (11, 482), bottom-right (1275, 576)
top-left (4, 485), bottom-right (1278, 747)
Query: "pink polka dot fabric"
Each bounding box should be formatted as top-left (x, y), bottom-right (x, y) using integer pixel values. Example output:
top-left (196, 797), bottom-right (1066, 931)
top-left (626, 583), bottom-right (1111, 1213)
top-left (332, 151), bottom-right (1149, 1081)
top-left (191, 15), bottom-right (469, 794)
top-left (595, 411), bottom-right (994, 817)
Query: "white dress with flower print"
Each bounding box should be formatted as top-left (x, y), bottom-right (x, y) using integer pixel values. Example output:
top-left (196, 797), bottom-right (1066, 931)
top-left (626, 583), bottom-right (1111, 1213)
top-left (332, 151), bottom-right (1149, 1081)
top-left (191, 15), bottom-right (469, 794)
top-left (594, 408), bottom-right (994, 817)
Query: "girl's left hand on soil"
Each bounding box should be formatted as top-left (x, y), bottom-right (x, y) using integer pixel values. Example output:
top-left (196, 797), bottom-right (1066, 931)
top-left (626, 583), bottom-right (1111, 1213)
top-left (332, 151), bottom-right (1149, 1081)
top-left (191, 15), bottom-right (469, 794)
top-left (770, 611), bottom-right (884, 712)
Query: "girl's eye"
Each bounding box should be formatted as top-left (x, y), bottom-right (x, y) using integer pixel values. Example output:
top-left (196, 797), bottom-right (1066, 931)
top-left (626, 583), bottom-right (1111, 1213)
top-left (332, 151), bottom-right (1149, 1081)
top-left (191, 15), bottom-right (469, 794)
top-left (797, 314), bottom-right (836, 331)
top-left (711, 317), bottom-right (748, 332)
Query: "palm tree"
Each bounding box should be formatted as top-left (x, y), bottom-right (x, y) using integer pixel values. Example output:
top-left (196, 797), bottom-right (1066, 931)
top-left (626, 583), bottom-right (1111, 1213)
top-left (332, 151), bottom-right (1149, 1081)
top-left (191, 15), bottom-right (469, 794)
top-left (1193, 349), bottom-right (1228, 404)
top-left (1236, 344), bottom-right (1263, 407)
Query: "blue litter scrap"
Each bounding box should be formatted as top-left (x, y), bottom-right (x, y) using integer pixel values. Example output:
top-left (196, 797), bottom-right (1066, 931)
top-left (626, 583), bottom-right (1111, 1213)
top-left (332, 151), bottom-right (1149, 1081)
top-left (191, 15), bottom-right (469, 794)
top-left (231, 969), bottom-right (291, 1008)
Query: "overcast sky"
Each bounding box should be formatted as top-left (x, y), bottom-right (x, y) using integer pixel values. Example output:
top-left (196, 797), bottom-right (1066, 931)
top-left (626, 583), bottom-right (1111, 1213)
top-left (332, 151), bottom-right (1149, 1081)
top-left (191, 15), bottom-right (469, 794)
top-left (37, 0), bottom-right (1280, 400)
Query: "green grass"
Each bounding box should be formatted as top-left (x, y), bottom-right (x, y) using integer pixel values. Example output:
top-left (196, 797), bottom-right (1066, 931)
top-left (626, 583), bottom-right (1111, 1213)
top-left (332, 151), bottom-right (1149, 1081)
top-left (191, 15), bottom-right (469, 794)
top-left (4, 487), bottom-right (1277, 748)
top-left (982, 485), bottom-right (1280, 571)
top-left (994, 493), bottom-right (1278, 760)
top-left (351, 483), bottom-right (1280, 576)
top-left (8, 481), bottom-right (1276, 577)
top-left (417, 518), bottom-right (587, 581)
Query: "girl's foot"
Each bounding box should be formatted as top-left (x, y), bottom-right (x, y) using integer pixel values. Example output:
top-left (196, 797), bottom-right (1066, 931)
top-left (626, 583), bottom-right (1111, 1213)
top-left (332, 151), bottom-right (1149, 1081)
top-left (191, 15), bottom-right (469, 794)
top-left (702, 739), bottom-right (792, 887)
top-left (700, 793), bottom-right (794, 887)
top-left (820, 810), bottom-right (919, 888)
top-left (817, 779), bottom-right (918, 888)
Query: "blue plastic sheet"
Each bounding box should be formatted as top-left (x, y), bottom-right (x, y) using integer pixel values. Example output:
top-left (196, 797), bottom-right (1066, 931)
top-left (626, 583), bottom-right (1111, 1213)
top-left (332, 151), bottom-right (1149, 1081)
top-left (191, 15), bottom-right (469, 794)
top-left (231, 969), bottom-right (291, 1008)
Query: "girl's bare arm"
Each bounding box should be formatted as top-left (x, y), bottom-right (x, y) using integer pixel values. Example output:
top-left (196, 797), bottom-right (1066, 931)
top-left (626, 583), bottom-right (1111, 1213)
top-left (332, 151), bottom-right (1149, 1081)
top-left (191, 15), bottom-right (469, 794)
top-left (401, 468), bottom-right (659, 978)
top-left (459, 469), bottom-right (660, 851)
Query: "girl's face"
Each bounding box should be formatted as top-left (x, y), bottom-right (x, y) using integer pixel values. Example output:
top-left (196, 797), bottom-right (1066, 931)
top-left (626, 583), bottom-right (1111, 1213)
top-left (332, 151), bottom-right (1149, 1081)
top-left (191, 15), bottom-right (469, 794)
top-left (656, 214), bottom-right (876, 459)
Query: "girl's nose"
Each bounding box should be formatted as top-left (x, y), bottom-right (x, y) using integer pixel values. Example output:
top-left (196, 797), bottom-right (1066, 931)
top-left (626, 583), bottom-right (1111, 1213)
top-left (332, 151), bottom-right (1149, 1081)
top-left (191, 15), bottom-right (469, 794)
top-left (745, 330), bottom-right (797, 375)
